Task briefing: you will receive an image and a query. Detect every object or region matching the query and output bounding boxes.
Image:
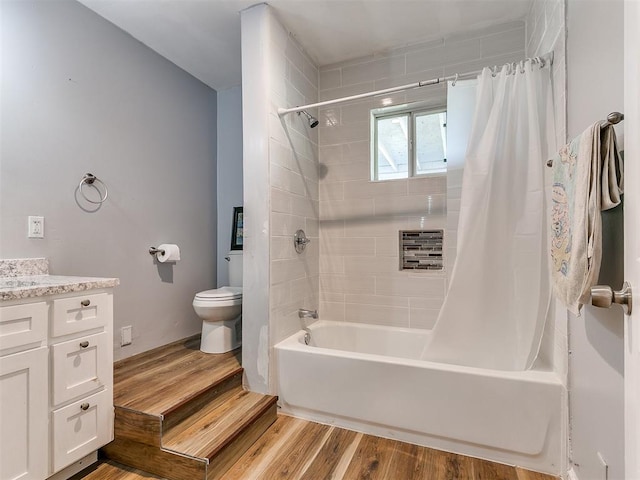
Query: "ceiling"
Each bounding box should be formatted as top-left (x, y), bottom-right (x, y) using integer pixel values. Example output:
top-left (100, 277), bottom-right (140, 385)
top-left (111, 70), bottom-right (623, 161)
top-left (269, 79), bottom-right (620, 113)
top-left (78, 0), bottom-right (533, 91)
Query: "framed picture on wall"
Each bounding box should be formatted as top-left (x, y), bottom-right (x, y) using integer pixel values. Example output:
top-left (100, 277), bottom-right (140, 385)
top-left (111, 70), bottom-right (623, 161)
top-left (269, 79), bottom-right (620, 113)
top-left (231, 206), bottom-right (243, 250)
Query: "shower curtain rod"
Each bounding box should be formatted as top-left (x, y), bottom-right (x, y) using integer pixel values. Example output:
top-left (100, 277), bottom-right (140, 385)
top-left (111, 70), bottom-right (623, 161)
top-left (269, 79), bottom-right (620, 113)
top-left (278, 52), bottom-right (553, 116)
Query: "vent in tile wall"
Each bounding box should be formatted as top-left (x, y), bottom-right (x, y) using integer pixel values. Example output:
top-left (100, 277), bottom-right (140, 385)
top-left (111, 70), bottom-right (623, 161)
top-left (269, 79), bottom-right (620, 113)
top-left (400, 230), bottom-right (444, 271)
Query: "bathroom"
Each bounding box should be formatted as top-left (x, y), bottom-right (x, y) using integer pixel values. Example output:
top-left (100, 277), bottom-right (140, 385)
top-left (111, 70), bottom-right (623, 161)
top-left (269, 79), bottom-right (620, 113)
top-left (0, 1), bottom-right (637, 479)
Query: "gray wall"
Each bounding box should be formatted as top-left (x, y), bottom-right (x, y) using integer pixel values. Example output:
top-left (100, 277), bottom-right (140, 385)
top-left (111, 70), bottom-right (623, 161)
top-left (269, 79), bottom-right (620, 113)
top-left (1, 0), bottom-right (218, 360)
top-left (566, 1), bottom-right (625, 478)
top-left (216, 86), bottom-right (243, 287)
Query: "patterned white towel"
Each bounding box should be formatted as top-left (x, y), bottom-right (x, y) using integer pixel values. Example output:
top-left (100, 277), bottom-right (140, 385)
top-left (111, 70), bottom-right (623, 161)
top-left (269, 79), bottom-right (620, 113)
top-left (551, 123), bottom-right (623, 314)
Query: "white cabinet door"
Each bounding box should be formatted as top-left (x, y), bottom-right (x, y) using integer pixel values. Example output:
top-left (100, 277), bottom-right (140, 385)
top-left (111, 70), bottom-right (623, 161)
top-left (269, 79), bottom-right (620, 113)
top-left (51, 332), bottom-right (109, 406)
top-left (51, 389), bottom-right (112, 472)
top-left (0, 347), bottom-right (48, 480)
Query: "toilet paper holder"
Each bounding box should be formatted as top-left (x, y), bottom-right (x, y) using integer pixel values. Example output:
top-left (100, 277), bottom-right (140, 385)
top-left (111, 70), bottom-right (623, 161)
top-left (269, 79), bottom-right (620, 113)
top-left (149, 246), bottom-right (165, 256)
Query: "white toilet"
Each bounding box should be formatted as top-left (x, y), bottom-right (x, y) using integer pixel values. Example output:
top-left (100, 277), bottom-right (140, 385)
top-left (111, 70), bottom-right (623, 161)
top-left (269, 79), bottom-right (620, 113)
top-left (192, 251), bottom-right (242, 353)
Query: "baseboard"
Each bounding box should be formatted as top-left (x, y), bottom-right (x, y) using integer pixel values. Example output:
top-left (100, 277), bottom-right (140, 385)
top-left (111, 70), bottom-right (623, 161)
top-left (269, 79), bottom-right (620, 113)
top-left (47, 452), bottom-right (98, 480)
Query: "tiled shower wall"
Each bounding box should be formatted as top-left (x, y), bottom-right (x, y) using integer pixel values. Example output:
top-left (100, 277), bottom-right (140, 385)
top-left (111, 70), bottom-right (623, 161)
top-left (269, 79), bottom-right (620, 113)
top-left (317, 22), bottom-right (527, 329)
top-left (268, 20), bottom-right (320, 345)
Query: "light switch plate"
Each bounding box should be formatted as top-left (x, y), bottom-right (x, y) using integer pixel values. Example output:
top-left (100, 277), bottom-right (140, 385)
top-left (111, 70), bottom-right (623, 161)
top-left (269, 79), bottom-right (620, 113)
top-left (28, 216), bottom-right (44, 238)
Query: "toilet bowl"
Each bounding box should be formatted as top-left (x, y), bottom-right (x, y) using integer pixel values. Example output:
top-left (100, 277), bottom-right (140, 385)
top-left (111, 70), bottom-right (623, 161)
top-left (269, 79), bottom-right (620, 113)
top-left (193, 286), bottom-right (242, 353)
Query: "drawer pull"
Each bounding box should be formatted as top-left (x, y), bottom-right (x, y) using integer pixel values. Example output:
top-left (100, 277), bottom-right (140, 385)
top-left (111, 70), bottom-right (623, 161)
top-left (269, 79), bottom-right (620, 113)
top-left (79, 341), bottom-right (89, 348)
top-left (80, 299), bottom-right (91, 307)
top-left (80, 403), bottom-right (90, 411)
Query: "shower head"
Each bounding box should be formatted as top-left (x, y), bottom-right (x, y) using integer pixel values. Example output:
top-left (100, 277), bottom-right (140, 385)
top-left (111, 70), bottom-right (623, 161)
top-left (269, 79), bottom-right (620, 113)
top-left (298, 110), bottom-right (319, 129)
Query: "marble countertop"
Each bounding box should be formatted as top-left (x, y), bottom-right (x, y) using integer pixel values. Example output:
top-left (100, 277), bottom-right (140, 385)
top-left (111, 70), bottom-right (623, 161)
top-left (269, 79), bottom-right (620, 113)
top-left (0, 274), bottom-right (119, 301)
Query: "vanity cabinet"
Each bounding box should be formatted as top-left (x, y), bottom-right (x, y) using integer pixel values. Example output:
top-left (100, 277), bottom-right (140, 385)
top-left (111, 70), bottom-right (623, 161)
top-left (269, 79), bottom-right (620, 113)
top-left (0, 290), bottom-right (114, 480)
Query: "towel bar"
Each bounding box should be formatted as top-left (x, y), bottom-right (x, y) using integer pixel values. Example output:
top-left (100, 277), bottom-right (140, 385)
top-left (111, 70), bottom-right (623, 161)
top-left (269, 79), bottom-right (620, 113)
top-left (546, 112), bottom-right (624, 167)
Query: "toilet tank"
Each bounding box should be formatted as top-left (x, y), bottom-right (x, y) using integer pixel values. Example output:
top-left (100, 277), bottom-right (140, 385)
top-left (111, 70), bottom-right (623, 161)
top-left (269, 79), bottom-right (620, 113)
top-left (227, 251), bottom-right (243, 287)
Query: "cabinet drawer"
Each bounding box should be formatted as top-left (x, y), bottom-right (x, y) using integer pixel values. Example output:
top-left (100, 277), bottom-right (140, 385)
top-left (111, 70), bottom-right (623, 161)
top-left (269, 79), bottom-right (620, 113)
top-left (51, 389), bottom-right (112, 472)
top-left (51, 293), bottom-right (108, 337)
top-left (51, 331), bottom-right (109, 406)
top-left (0, 302), bottom-right (47, 353)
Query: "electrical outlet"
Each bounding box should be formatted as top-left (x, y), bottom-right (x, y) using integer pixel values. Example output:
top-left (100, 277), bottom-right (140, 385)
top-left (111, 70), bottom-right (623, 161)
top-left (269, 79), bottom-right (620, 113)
top-left (28, 216), bottom-right (44, 238)
top-left (121, 326), bottom-right (132, 346)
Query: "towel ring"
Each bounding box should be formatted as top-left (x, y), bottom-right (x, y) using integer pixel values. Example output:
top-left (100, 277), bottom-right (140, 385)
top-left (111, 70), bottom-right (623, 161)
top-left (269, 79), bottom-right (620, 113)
top-left (79, 173), bottom-right (108, 204)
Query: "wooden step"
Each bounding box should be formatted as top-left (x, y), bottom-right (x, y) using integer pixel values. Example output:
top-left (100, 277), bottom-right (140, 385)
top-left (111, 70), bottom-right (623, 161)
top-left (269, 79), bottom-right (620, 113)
top-left (103, 390), bottom-right (277, 480)
top-left (102, 337), bottom-right (277, 480)
top-left (163, 387), bottom-right (277, 460)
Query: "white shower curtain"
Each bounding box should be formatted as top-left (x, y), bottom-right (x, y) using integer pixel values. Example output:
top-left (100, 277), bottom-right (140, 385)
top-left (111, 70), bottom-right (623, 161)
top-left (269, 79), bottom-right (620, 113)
top-left (423, 64), bottom-right (555, 371)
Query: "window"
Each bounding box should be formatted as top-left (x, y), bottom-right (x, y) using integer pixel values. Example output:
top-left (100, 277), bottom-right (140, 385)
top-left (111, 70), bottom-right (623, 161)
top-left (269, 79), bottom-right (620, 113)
top-left (372, 106), bottom-right (447, 181)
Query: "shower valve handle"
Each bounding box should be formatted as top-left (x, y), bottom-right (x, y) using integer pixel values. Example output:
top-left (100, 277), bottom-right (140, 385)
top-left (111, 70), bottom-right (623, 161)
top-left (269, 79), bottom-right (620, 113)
top-left (590, 282), bottom-right (632, 314)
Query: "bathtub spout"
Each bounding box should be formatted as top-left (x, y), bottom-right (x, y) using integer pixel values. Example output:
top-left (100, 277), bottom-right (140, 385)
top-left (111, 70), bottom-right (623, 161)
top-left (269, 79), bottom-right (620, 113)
top-left (298, 308), bottom-right (318, 319)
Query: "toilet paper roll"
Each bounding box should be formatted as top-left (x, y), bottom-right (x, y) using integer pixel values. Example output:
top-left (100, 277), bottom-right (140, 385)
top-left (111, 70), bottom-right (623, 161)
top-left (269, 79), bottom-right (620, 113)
top-left (157, 244), bottom-right (181, 263)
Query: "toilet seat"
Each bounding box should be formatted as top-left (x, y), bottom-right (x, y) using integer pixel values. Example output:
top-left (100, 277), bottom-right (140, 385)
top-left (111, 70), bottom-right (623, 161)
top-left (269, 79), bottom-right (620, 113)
top-left (195, 286), bottom-right (242, 302)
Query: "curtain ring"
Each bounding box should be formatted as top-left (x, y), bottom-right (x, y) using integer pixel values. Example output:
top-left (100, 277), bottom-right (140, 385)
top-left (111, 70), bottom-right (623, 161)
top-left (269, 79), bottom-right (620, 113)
top-left (520, 60), bottom-right (526, 74)
top-left (491, 66), bottom-right (497, 77)
top-left (452, 73), bottom-right (458, 86)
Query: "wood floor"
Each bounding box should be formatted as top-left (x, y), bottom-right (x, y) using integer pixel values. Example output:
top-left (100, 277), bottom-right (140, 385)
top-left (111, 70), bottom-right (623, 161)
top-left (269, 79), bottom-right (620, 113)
top-left (81, 414), bottom-right (558, 480)
top-left (75, 336), bottom-right (559, 480)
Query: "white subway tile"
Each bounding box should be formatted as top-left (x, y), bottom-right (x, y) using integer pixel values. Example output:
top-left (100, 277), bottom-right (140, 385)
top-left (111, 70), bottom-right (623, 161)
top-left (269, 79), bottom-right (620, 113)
top-left (320, 197), bottom-right (374, 221)
top-left (409, 308), bottom-right (440, 330)
top-left (271, 282), bottom-right (291, 307)
top-left (343, 179), bottom-right (407, 199)
top-left (291, 275), bottom-right (319, 302)
top-left (320, 291), bottom-right (344, 303)
top-left (286, 38), bottom-right (306, 72)
top-left (319, 145), bottom-right (344, 164)
top-left (374, 194), bottom-right (446, 216)
top-left (303, 57), bottom-right (319, 88)
top-left (321, 160), bottom-right (369, 184)
top-left (320, 274), bottom-right (376, 294)
top-left (320, 254), bottom-right (344, 274)
top-left (344, 256), bottom-right (400, 275)
top-left (373, 68), bottom-right (444, 90)
top-left (375, 237), bottom-right (398, 256)
top-left (319, 82), bottom-right (375, 102)
top-left (271, 236), bottom-right (295, 260)
top-left (271, 188), bottom-right (292, 214)
top-left (319, 301), bottom-right (345, 321)
top-left (319, 182), bottom-right (345, 201)
top-left (409, 296), bottom-right (445, 309)
top-left (341, 101), bottom-right (375, 125)
top-left (271, 212), bottom-right (306, 236)
top-left (345, 294), bottom-right (409, 307)
top-left (319, 68), bottom-right (342, 90)
top-left (319, 219), bottom-right (345, 237)
top-left (290, 196), bottom-right (318, 219)
top-left (320, 121), bottom-right (369, 146)
top-left (341, 56), bottom-right (407, 86)
top-left (272, 258), bottom-right (307, 285)
top-left (345, 303), bottom-right (409, 327)
top-left (407, 176), bottom-right (446, 195)
top-left (320, 236), bottom-right (376, 256)
top-left (480, 27), bottom-right (526, 58)
top-left (344, 216), bottom-right (407, 237)
top-left (319, 107), bottom-right (342, 128)
top-left (406, 215), bottom-right (447, 230)
top-left (305, 217), bottom-right (320, 238)
top-left (376, 275), bottom-right (445, 297)
top-left (343, 141), bottom-right (370, 161)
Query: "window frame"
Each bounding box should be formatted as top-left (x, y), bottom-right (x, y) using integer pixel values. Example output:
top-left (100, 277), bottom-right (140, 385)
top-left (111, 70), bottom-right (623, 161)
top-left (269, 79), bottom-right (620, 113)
top-left (371, 103), bottom-right (447, 182)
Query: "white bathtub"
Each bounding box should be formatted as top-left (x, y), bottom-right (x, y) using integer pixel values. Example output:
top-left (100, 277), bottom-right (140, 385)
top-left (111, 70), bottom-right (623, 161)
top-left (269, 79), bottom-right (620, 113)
top-left (275, 320), bottom-right (565, 475)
